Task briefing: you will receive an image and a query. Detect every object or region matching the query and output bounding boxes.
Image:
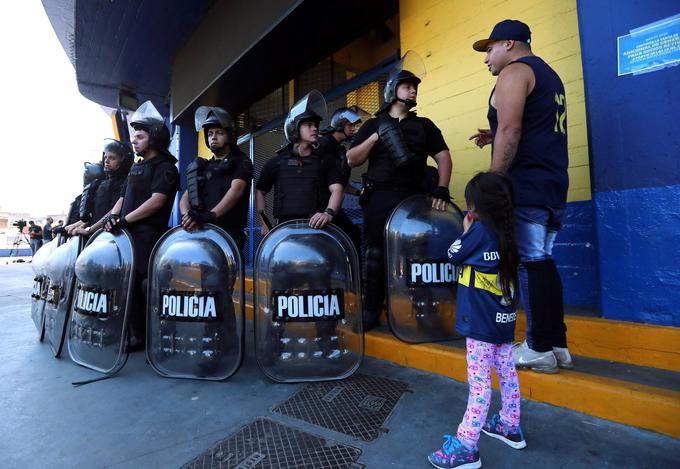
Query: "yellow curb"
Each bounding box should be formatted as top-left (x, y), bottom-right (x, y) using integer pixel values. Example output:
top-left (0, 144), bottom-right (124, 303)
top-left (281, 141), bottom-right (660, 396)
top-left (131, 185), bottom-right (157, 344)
top-left (245, 275), bottom-right (680, 371)
top-left (365, 330), bottom-right (680, 439)
top-left (515, 313), bottom-right (680, 373)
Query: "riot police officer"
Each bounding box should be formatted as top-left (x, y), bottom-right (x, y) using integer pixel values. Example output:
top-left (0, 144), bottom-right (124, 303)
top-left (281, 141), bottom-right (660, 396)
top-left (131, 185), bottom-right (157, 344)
top-left (255, 91), bottom-right (344, 232)
top-left (347, 53), bottom-right (453, 330)
top-left (315, 106), bottom-right (367, 255)
top-left (104, 101), bottom-right (179, 349)
top-left (68, 139), bottom-right (134, 237)
top-left (179, 106), bottom-right (253, 250)
top-left (64, 161), bottom-right (105, 231)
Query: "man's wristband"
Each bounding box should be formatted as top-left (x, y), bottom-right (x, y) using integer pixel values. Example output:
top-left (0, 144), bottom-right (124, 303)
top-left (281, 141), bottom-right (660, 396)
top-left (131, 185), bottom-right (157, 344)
top-left (324, 208), bottom-right (336, 217)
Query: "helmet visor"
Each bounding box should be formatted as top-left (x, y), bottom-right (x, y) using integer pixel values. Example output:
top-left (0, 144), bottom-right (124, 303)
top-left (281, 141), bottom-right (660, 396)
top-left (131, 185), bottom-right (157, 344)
top-left (284, 90), bottom-right (328, 142)
top-left (388, 50), bottom-right (427, 83)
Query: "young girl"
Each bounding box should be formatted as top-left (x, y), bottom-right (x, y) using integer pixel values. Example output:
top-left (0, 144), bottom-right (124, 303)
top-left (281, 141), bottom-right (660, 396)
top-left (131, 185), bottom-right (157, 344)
top-left (428, 172), bottom-right (525, 469)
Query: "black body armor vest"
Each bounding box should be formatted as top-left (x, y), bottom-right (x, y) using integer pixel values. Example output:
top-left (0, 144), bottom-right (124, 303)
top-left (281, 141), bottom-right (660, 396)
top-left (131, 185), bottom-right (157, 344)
top-left (274, 152), bottom-right (326, 220)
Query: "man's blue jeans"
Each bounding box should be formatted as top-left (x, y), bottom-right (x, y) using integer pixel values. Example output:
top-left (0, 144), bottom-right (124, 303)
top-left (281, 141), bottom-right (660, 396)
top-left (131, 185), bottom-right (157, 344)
top-left (514, 206), bottom-right (567, 352)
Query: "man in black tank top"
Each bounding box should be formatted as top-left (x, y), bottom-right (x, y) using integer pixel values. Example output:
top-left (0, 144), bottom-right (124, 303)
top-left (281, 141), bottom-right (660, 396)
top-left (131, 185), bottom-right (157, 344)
top-left (471, 20), bottom-right (571, 373)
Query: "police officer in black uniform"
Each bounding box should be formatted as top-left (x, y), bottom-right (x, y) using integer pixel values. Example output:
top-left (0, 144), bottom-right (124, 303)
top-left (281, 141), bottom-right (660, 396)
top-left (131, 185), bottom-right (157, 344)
top-left (104, 101), bottom-right (180, 349)
top-left (315, 106), bottom-right (366, 255)
top-left (67, 139), bottom-right (134, 237)
top-left (347, 56), bottom-right (453, 330)
top-left (255, 91), bottom-right (345, 363)
top-left (63, 162), bottom-right (105, 232)
top-left (179, 106), bottom-right (253, 250)
top-left (255, 91), bottom-right (344, 232)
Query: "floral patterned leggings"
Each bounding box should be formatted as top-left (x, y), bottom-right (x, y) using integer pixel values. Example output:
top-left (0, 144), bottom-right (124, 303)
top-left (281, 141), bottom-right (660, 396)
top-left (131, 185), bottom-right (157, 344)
top-left (456, 338), bottom-right (521, 448)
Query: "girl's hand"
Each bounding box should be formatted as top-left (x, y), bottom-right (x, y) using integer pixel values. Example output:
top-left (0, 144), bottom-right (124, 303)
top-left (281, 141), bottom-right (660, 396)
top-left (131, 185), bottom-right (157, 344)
top-left (463, 212), bottom-right (474, 233)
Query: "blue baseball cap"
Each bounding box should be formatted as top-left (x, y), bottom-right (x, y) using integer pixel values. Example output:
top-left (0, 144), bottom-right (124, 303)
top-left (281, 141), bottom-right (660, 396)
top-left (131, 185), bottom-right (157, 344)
top-left (473, 19), bottom-right (532, 52)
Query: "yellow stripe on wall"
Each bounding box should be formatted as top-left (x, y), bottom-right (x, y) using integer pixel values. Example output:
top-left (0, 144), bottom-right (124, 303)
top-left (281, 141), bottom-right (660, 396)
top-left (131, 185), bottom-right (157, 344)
top-left (400, 0), bottom-right (591, 203)
top-left (197, 129), bottom-right (212, 159)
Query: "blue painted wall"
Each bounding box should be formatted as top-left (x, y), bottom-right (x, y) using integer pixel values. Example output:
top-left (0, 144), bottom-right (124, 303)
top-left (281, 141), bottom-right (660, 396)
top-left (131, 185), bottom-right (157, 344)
top-left (553, 200), bottom-right (599, 309)
top-left (577, 0), bottom-right (680, 326)
top-left (169, 125), bottom-right (197, 227)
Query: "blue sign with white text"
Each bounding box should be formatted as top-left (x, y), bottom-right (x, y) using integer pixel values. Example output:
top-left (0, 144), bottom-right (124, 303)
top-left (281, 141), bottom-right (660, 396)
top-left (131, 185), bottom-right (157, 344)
top-left (618, 14), bottom-right (680, 76)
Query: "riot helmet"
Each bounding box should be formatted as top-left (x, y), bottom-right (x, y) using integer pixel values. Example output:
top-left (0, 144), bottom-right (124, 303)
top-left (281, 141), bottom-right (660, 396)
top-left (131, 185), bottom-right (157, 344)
top-left (83, 162), bottom-right (104, 187)
top-left (129, 101), bottom-right (171, 154)
top-left (102, 139), bottom-right (134, 178)
top-left (381, 51), bottom-right (426, 113)
top-left (323, 106), bottom-right (370, 138)
top-left (284, 90), bottom-right (327, 143)
top-left (194, 106), bottom-right (235, 152)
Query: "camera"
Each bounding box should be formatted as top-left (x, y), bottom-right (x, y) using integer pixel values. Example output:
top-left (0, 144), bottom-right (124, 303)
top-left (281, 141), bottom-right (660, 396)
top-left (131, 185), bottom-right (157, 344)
top-left (12, 219), bottom-right (27, 231)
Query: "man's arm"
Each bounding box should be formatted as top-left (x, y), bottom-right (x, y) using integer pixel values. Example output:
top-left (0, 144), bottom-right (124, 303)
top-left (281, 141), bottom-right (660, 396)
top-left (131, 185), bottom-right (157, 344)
top-left (123, 193), bottom-right (168, 224)
top-left (179, 191), bottom-right (190, 215)
top-left (109, 197), bottom-right (123, 216)
top-left (433, 150), bottom-right (452, 188)
top-left (210, 180), bottom-right (247, 217)
top-left (255, 189), bottom-right (271, 233)
top-left (347, 133), bottom-right (378, 167)
top-left (490, 63), bottom-right (533, 173)
top-left (309, 183), bottom-right (344, 229)
top-left (431, 149), bottom-right (453, 210)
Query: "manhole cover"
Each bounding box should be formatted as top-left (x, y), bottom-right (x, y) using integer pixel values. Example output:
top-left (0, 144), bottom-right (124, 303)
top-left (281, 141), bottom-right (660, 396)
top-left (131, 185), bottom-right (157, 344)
top-left (272, 373), bottom-right (409, 441)
top-left (180, 417), bottom-right (363, 469)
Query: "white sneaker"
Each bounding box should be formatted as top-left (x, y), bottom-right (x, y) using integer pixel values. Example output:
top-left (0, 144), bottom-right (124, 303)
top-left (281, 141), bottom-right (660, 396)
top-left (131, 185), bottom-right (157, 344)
top-left (552, 346), bottom-right (574, 369)
top-left (512, 341), bottom-right (558, 374)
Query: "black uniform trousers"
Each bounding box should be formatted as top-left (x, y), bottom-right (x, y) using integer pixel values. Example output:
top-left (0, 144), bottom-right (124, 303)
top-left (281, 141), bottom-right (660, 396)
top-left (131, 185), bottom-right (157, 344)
top-left (128, 224), bottom-right (167, 343)
top-left (332, 209), bottom-right (362, 260)
top-left (361, 188), bottom-right (418, 323)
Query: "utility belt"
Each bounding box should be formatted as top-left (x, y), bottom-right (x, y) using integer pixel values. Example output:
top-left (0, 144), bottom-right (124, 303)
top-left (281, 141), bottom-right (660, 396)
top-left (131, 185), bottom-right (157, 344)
top-left (361, 179), bottom-right (421, 194)
top-left (359, 178), bottom-right (421, 207)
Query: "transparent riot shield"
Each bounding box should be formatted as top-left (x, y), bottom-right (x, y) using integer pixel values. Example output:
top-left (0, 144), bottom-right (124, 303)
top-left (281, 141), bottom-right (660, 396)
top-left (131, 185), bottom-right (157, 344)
top-left (67, 229), bottom-right (134, 374)
top-left (30, 240), bottom-right (60, 340)
top-left (42, 236), bottom-right (83, 356)
top-left (254, 220), bottom-right (363, 383)
top-left (385, 195), bottom-right (465, 343)
top-left (146, 225), bottom-right (244, 380)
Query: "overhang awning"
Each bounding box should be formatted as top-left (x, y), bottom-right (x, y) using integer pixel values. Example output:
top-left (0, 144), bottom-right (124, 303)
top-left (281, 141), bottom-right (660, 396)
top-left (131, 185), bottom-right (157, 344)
top-left (42, 0), bottom-right (398, 123)
top-left (171, 0), bottom-right (398, 126)
top-left (42, 0), bottom-right (217, 115)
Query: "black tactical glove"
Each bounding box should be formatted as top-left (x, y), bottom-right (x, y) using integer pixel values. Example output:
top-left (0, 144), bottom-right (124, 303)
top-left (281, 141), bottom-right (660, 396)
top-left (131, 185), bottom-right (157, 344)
top-left (102, 213), bottom-right (118, 231)
top-left (431, 186), bottom-right (452, 203)
top-left (189, 209), bottom-right (216, 224)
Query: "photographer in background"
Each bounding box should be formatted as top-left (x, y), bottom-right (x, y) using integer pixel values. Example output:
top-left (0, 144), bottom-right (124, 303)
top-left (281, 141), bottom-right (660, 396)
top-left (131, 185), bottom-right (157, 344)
top-left (27, 221), bottom-right (42, 256)
top-left (42, 217), bottom-right (53, 243)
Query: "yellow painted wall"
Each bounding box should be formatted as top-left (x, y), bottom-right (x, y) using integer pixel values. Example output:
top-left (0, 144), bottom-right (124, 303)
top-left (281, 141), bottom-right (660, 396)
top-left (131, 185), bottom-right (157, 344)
top-left (197, 130), bottom-right (211, 159)
top-left (400, 0), bottom-right (591, 202)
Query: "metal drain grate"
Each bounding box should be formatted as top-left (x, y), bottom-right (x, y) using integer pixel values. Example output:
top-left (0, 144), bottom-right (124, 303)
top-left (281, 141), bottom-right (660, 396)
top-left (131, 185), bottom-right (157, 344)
top-left (181, 417), bottom-right (363, 469)
top-left (272, 373), bottom-right (410, 441)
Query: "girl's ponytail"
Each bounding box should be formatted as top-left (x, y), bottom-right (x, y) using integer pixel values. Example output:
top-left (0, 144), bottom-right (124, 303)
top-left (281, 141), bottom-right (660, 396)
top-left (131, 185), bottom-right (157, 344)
top-left (464, 172), bottom-right (519, 304)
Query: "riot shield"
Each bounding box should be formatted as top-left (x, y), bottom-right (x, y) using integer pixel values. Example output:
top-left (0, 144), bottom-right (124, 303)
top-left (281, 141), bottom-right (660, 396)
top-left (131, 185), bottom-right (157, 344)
top-left (43, 236), bottom-right (84, 356)
top-left (146, 225), bottom-right (244, 380)
top-left (254, 220), bottom-right (363, 383)
top-left (30, 240), bottom-right (60, 340)
top-left (67, 229), bottom-right (134, 374)
top-left (385, 195), bottom-right (465, 343)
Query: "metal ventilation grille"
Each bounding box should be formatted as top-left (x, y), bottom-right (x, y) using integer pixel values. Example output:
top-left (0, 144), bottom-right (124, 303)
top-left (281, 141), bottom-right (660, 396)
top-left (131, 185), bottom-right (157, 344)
top-left (181, 417), bottom-right (364, 469)
top-left (272, 373), bottom-right (410, 441)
